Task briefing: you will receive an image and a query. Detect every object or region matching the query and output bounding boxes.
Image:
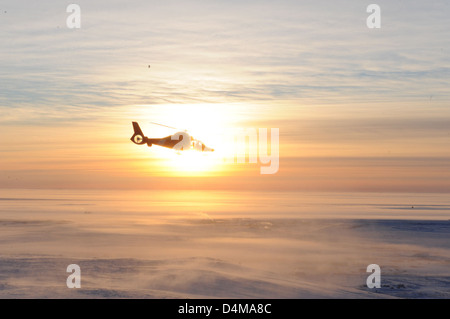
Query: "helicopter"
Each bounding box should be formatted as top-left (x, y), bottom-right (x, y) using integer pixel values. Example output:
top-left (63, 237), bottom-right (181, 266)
top-left (130, 122), bottom-right (214, 152)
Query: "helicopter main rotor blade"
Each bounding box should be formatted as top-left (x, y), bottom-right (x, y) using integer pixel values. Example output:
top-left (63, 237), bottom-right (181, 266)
top-left (149, 122), bottom-right (179, 130)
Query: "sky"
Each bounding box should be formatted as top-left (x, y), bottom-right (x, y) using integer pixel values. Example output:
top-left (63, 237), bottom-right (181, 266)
top-left (1, 0), bottom-right (450, 192)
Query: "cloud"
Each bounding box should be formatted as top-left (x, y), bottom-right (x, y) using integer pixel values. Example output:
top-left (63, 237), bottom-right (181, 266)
top-left (1, 0), bottom-right (450, 112)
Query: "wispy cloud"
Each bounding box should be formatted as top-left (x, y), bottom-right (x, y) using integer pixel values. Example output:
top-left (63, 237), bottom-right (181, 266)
top-left (1, 0), bottom-right (449, 112)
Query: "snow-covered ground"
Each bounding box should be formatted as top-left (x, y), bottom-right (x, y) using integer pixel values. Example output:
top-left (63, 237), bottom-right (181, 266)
top-left (0, 190), bottom-right (448, 298)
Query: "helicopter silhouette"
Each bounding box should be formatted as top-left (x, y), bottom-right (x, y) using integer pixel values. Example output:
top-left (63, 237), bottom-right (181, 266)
top-left (130, 122), bottom-right (214, 152)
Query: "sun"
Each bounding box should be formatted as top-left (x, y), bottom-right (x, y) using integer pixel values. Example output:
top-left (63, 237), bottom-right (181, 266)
top-left (163, 150), bottom-right (222, 176)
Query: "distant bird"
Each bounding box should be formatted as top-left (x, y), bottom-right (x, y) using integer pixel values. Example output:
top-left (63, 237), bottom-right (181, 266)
top-left (148, 65), bottom-right (151, 68)
top-left (411, 206), bottom-right (414, 209)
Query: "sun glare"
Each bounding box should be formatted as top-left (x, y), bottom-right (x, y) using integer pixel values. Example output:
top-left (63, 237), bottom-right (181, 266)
top-left (124, 103), bottom-right (246, 176)
top-left (163, 150), bottom-right (221, 176)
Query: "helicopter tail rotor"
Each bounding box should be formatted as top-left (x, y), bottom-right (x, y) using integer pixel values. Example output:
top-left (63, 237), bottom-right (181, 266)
top-left (130, 122), bottom-right (148, 145)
